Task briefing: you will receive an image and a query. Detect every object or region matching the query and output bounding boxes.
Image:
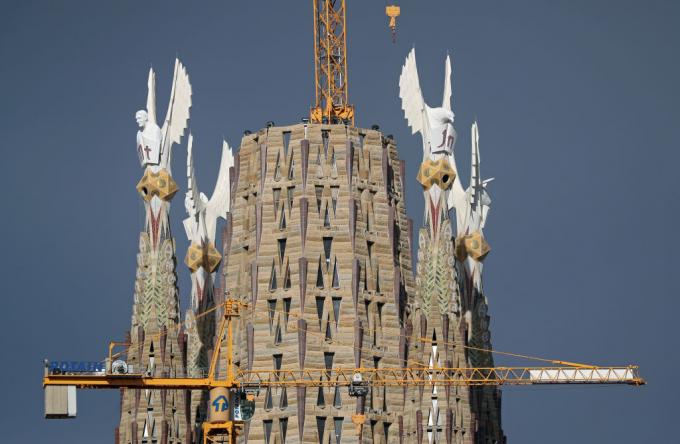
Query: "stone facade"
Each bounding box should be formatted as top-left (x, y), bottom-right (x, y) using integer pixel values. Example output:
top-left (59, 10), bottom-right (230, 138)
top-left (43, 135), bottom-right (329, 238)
top-left (114, 124), bottom-right (504, 444)
top-left (219, 123), bottom-right (415, 443)
top-left (117, 169), bottom-right (190, 444)
top-left (406, 216), bottom-right (505, 444)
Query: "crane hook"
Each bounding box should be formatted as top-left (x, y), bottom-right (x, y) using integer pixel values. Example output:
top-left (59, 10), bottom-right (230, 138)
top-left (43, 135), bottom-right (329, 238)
top-left (386, 5), bottom-right (401, 43)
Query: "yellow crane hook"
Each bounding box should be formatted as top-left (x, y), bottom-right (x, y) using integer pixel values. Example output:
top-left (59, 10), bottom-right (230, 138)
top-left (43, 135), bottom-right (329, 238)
top-left (386, 5), bottom-right (401, 43)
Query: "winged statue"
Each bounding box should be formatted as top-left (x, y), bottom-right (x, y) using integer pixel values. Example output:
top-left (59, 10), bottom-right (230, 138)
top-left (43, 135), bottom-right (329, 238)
top-left (135, 58), bottom-right (192, 172)
top-left (399, 48), bottom-right (492, 237)
top-left (183, 134), bottom-right (234, 247)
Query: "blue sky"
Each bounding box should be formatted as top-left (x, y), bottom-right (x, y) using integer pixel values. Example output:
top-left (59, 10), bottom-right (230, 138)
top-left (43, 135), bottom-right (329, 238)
top-left (1, 1), bottom-right (678, 442)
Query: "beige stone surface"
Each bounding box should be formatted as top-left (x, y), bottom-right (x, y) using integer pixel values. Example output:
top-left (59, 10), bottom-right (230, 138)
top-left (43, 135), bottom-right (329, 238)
top-left (117, 177), bottom-right (189, 444)
top-left (219, 124), bottom-right (414, 443)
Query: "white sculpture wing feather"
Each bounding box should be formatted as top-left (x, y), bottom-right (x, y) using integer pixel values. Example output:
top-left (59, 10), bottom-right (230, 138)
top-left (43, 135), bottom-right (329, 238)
top-left (470, 121), bottom-right (481, 208)
top-left (183, 133), bottom-right (201, 242)
top-left (205, 140), bottom-right (234, 240)
top-left (442, 54), bottom-right (452, 111)
top-left (399, 49), bottom-right (426, 135)
top-left (146, 68), bottom-right (157, 125)
top-left (161, 58), bottom-right (192, 158)
top-left (185, 133), bottom-right (203, 216)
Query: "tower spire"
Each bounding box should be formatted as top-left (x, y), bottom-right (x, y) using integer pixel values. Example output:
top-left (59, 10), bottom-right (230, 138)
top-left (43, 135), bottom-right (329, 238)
top-left (117, 60), bottom-right (192, 444)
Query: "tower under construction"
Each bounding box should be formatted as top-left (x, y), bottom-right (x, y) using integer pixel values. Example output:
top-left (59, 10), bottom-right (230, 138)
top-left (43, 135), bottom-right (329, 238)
top-left (215, 123), bottom-right (415, 442)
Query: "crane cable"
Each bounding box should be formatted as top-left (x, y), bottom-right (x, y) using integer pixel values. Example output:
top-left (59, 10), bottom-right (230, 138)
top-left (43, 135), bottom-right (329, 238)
top-left (106, 297), bottom-right (596, 371)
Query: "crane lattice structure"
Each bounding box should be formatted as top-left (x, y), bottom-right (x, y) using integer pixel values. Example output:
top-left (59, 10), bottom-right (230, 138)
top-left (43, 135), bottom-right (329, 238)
top-left (311, 0), bottom-right (354, 124)
top-left (44, 299), bottom-right (644, 443)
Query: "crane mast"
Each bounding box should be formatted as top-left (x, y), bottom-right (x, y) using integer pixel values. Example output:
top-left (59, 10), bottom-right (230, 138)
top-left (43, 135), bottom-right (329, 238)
top-left (311, 0), bottom-right (354, 124)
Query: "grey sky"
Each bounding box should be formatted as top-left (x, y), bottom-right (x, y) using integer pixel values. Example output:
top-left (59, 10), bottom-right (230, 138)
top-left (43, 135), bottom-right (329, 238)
top-left (1, 0), bottom-right (678, 442)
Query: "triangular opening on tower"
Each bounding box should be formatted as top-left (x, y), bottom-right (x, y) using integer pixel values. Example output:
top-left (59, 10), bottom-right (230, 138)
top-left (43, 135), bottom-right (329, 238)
top-left (383, 422), bottom-right (391, 442)
top-left (334, 417), bottom-right (344, 444)
top-left (323, 237), bottom-right (332, 267)
top-left (280, 388), bottom-right (288, 410)
top-left (316, 257), bottom-right (325, 288)
top-left (268, 299), bottom-right (277, 331)
top-left (382, 386), bottom-right (388, 411)
top-left (283, 264), bottom-right (292, 290)
top-left (274, 324), bottom-right (282, 345)
top-left (278, 238), bottom-right (287, 262)
top-left (315, 186), bottom-right (324, 214)
top-left (325, 316), bottom-right (332, 341)
top-left (273, 353), bottom-right (283, 371)
top-left (316, 416), bottom-right (326, 443)
top-left (279, 208), bottom-right (287, 230)
top-left (287, 187), bottom-right (295, 212)
top-left (264, 418), bottom-right (273, 440)
top-left (331, 259), bottom-right (339, 288)
top-left (315, 296), bottom-right (325, 330)
top-left (322, 130), bottom-right (330, 157)
top-left (331, 297), bottom-right (341, 329)
top-left (333, 386), bottom-right (342, 408)
top-left (283, 297), bottom-right (291, 324)
top-left (274, 152), bottom-right (282, 181)
top-left (280, 416), bottom-right (289, 442)
top-left (265, 387), bottom-right (274, 411)
top-left (323, 205), bottom-right (331, 227)
top-left (331, 186), bottom-right (339, 215)
top-left (288, 154), bottom-right (295, 180)
top-left (363, 260), bottom-right (369, 291)
top-left (316, 385), bottom-right (325, 408)
top-left (330, 148), bottom-right (337, 176)
top-left (269, 261), bottom-right (278, 292)
top-left (324, 352), bottom-right (334, 370)
top-left (283, 131), bottom-right (291, 156)
top-left (375, 262), bottom-right (380, 293)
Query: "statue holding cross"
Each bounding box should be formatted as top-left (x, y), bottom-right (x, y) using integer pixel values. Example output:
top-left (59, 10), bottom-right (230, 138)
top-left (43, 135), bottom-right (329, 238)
top-left (135, 109), bottom-right (162, 167)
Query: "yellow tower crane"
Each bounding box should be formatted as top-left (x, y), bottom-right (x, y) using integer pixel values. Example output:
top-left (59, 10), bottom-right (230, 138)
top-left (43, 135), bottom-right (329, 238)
top-left (44, 300), bottom-right (645, 443)
top-left (310, 0), bottom-right (354, 125)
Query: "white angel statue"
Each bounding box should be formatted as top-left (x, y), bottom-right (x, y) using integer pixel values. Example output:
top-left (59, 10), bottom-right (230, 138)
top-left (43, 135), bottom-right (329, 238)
top-left (399, 48), bottom-right (493, 237)
top-left (135, 58), bottom-right (192, 172)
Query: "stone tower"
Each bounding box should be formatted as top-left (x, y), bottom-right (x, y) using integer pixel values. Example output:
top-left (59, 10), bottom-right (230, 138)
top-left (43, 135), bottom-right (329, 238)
top-left (219, 123), bottom-right (415, 443)
top-left (399, 49), bottom-right (504, 443)
top-left (117, 60), bottom-right (192, 444)
top-left (116, 164), bottom-right (191, 443)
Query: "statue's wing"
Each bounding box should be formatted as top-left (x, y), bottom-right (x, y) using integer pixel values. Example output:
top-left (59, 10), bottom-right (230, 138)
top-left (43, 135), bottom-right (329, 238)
top-left (185, 132), bottom-right (203, 212)
top-left (470, 121), bottom-right (482, 209)
top-left (399, 49), bottom-right (426, 135)
top-left (146, 68), bottom-right (157, 125)
top-left (161, 58), bottom-right (192, 155)
top-left (469, 122), bottom-right (494, 229)
top-left (205, 140), bottom-right (234, 239)
top-left (442, 54), bottom-right (452, 111)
